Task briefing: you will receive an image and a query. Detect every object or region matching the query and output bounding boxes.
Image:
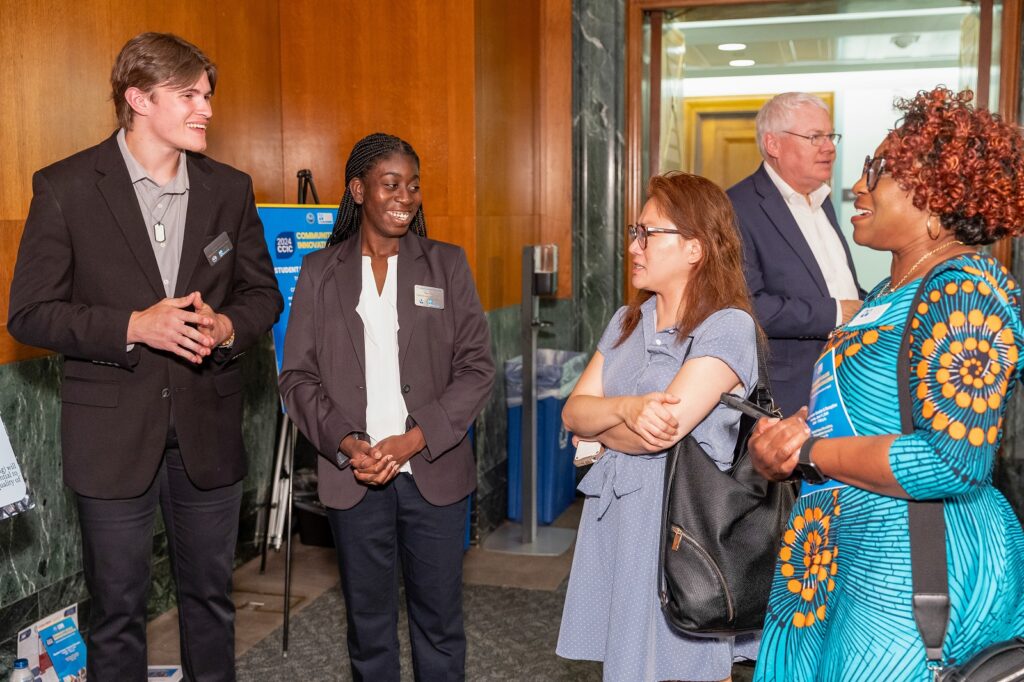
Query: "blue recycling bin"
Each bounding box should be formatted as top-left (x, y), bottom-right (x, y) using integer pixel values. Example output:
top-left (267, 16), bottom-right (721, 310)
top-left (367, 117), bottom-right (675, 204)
top-left (506, 349), bottom-right (587, 524)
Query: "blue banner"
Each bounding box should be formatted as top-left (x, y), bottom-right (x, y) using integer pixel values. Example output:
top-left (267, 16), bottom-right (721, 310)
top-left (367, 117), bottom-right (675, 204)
top-left (258, 204), bottom-right (338, 375)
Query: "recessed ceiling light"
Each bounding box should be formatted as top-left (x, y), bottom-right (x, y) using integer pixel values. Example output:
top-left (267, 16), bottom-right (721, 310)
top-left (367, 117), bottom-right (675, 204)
top-left (729, 59), bottom-right (756, 67)
top-left (718, 43), bottom-right (747, 51)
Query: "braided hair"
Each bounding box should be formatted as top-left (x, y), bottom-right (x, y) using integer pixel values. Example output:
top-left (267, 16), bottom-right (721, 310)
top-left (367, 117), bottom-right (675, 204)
top-left (325, 133), bottom-right (428, 247)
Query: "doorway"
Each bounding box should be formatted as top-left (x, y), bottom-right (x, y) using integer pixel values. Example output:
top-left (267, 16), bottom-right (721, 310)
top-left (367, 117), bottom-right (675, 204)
top-left (627, 0), bottom-right (1022, 292)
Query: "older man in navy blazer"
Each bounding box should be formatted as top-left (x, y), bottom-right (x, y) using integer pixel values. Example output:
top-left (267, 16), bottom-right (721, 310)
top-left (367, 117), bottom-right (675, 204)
top-left (727, 92), bottom-right (863, 416)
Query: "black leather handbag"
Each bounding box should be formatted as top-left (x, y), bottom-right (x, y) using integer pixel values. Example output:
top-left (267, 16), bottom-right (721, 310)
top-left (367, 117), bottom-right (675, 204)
top-left (901, 265), bottom-right (1024, 682)
top-left (657, 340), bottom-right (796, 636)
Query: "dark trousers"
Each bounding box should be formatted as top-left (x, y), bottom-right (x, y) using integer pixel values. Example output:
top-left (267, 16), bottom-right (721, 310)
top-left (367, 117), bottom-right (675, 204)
top-left (76, 440), bottom-right (242, 682)
top-left (328, 473), bottom-right (469, 682)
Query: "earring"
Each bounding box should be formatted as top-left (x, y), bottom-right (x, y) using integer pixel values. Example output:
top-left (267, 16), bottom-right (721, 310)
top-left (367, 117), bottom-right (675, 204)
top-left (926, 215), bottom-right (940, 240)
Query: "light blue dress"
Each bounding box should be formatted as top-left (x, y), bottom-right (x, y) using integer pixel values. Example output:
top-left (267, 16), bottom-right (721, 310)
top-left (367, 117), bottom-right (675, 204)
top-left (754, 254), bottom-right (1024, 681)
top-left (557, 298), bottom-right (760, 681)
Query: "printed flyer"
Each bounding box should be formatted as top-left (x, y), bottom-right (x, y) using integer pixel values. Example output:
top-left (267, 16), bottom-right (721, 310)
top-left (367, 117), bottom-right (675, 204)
top-left (17, 604), bottom-right (81, 682)
top-left (0, 413), bottom-right (34, 520)
top-left (38, 618), bottom-right (87, 682)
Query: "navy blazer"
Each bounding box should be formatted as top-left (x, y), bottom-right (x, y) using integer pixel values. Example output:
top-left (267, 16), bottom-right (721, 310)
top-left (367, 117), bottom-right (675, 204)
top-left (727, 163), bottom-right (863, 416)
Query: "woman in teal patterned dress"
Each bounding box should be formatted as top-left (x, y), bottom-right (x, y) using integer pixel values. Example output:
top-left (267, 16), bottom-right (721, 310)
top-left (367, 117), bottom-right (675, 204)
top-left (748, 86), bottom-right (1024, 681)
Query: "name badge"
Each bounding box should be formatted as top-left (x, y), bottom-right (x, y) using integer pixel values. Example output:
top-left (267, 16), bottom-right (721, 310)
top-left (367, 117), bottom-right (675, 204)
top-left (203, 232), bottom-right (233, 266)
top-left (414, 285), bottom-right (444, 309)
top-left (847, 302), bottom-right (891, 327)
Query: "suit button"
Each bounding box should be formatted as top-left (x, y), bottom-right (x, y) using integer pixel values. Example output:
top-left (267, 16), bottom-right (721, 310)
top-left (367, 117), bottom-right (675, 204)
top-left (402, 384), bottom-right (411, 394)
top-left (161, 388), bottom-right (171, 398)
top-left (357, 385), bottom-right (365, 390)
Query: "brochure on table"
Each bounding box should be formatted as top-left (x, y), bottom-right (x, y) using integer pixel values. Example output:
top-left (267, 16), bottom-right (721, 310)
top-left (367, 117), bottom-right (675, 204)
top-left (17, 604), bottom-right (80, 682)
top-left (38, 618), bottom-right (86, 681)
top-left (147, 666), bottom-right (184, 681)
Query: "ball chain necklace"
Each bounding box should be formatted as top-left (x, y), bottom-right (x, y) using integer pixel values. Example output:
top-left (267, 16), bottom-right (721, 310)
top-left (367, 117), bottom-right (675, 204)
top-left (880, 240), bottom-right (965, 297)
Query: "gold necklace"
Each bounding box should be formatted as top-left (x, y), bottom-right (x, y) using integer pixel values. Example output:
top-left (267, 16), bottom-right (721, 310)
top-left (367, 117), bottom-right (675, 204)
top-left (880, 240), bottom-right (965, 296)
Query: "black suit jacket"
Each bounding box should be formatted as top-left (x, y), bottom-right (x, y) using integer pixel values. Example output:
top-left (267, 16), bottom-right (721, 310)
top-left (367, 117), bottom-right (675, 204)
top-left (8, 132), bottom-right (283, 498)
top-left (727, 163), bottom-right (863, 416)
top-left (279, 230), bottom-right (495, 510)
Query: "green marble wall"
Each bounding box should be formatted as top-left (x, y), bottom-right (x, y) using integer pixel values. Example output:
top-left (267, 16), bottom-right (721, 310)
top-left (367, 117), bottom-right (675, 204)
top-left (473, 0), bottom-right (628, 538)
top-left (0, 335), bottom-right (279, 668)
top-left (474, 299), bottom-right (582, 537)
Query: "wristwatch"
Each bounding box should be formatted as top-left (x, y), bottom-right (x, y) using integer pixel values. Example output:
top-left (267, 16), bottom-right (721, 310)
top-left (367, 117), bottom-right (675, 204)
top-left (793, 437), bottom-right (828, 484)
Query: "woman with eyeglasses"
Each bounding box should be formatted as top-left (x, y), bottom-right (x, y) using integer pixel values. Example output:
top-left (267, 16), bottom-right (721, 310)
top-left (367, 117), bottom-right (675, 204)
top-left (557, 171), bottom-right (761, 681)
top-left (748, 86), bottom-right (1024, 682)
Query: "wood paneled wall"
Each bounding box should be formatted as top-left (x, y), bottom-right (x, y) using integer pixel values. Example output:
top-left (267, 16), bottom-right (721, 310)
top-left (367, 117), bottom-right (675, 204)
top-left (0, 0), bottom-right (572, 364)
top-left (0, 0), bottom-right (284, 363)
top-left (279, 0), bottom-right (479, 261)
top-left (475, 0), bottom-right (573, 309)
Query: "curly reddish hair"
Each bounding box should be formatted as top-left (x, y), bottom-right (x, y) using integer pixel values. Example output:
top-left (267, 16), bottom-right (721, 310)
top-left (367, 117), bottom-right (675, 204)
top-left (883, 86), bottom-right (1024, 245)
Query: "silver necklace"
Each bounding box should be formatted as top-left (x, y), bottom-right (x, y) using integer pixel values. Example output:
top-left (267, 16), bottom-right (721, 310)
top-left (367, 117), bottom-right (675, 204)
top-left (147, 195), bottom-right (172, 244)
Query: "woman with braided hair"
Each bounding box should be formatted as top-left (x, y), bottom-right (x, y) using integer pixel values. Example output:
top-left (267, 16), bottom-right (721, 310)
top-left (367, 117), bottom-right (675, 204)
top-left (280, 132), bottom-right (495, 680)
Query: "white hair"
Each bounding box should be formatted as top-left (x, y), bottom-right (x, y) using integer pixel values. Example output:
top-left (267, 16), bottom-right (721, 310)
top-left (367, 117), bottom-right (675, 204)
top-left (755, 92), bottom-right (831, 158)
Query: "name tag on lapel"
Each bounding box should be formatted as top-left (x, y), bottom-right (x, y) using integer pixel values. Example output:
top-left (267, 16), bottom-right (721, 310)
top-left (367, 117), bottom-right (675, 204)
top-left (414, 285), bottom-right (444, 309)
top-left (203, 232), bottom-right (233, 266)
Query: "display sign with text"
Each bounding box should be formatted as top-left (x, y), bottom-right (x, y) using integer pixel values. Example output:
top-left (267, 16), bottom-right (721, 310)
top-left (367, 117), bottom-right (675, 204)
top-left (258, 204), bottom-right (338, 375)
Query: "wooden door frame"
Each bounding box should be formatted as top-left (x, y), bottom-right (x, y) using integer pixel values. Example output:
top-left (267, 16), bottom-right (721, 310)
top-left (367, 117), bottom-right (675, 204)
top-left (681, 93), bottom-right (832, 178)
top-left (625, 0), bottom-right (1024, 294)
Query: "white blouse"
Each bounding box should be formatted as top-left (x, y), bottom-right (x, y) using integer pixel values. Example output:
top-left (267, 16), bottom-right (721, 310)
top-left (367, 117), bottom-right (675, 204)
top-left (355, 255), bottom-right (411, 474)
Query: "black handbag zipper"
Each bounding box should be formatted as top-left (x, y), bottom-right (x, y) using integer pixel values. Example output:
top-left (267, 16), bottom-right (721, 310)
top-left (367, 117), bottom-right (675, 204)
top-left (671, 523), bottom-right (735, 623)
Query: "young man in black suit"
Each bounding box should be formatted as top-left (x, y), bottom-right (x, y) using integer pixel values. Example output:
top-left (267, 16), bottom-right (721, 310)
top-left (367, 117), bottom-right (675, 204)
top-left (8, 33), bottom-right (283, 681)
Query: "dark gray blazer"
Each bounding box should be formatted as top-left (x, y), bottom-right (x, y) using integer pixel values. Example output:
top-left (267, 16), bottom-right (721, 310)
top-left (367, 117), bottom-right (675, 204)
top-left (8, 132), bottom-right (283, 498)
top-left (727, 163), bottom-right (863, 416)
top-left (278, 229), bottom-right (494, 510)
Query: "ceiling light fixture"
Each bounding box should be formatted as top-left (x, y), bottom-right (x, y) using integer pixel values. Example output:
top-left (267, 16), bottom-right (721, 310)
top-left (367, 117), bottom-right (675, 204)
top-left (718, 43), bottom-right (747, 51)
top-left (729, 59), bottom-right (756, 67)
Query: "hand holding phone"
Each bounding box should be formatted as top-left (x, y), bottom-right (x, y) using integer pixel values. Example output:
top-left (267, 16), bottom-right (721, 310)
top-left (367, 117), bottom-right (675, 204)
top-left (719, 392), bottom-right (778, 420)
top-left (574, 440), bottom-right (604, 467)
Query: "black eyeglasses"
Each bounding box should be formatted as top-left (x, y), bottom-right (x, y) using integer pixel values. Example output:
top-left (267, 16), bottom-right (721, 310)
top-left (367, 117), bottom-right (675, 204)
top-left (783, 131), bottom-right (842, 147)
top-left (627, 223), bottom-right (683, 250)
top-left (862, 155), bottom-right (888, 192)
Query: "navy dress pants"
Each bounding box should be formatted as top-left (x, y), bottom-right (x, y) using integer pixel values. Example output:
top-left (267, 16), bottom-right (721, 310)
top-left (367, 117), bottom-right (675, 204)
top-left (76, 436), bottom-right (242, 682)
top-left (328, 473), bottom-right (469, 682)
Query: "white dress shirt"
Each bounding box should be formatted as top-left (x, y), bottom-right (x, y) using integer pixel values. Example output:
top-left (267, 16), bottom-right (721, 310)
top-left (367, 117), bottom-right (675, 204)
top-left (355, 255), bottom-right (412, 474)
top-left (763, 162), bottom-right (859, 324)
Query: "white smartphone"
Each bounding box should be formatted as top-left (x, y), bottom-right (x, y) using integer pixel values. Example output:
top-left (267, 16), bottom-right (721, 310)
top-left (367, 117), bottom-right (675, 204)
top-left (573, 440), bottom-right (604, 468)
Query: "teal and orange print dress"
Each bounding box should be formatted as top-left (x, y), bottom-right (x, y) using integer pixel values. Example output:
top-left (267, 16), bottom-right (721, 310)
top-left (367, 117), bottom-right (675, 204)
top-left (754, 254), bottom-right (1024, 682)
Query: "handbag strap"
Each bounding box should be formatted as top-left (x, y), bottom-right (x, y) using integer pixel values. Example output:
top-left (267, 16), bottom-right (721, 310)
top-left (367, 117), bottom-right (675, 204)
top-left (900, 265), bottom-right (953, 669)
top-left (752, 331), bottom-right (780, 415)
top-left (658, 314), bottom-right (775, 603)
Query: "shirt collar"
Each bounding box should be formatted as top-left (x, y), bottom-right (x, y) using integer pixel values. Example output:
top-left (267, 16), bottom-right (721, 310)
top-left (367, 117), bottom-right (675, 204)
top-left (762, 161), bottom-right (830, 210)
top-left (116, 128), bottom-right (189, 193)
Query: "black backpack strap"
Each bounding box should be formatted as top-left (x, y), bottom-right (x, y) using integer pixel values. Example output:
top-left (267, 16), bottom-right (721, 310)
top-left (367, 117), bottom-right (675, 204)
top-left (900, 266), bottom-right (952, 669)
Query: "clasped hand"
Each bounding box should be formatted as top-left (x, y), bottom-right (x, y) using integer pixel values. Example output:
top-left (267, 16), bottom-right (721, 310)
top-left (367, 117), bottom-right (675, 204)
top-left (748, 407), bottom-right (810, 481)
top-left (343, 428), bottom-right (426, 486)
top-left (621, 392), bottom-right (681, 449)
top-left (126, 291), bottom-right (233, 364)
